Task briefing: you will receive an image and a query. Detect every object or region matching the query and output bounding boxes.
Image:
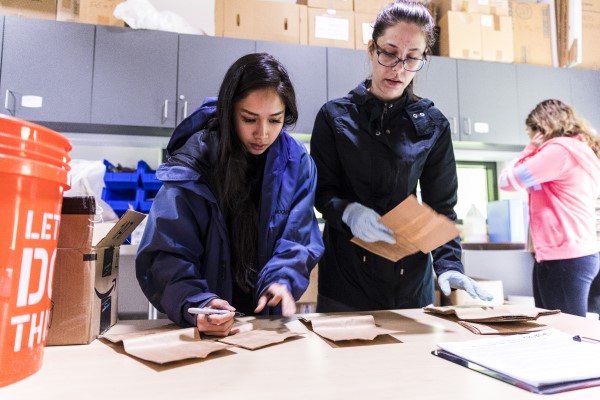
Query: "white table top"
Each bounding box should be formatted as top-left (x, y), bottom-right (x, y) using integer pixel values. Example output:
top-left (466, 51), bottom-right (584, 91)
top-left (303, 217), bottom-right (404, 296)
top-left (2, 308), bottom-right (600, 400)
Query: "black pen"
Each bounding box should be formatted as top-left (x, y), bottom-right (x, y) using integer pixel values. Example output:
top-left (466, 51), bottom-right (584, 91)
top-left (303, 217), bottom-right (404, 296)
top-left (188, 307), bottom-right (245, 317)
top-left (572, 335), bottom-right (600, 344)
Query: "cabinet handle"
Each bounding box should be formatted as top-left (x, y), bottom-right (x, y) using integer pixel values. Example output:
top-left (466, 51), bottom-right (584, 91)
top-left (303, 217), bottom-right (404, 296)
top-left (163, 99), bottom-right (169, 121)
top-left (450, 116), bottom-right (458, 139)
top-left (463, 117), bottom-right (472, 136)
top-left (4, 90), bottom-right (15, 116)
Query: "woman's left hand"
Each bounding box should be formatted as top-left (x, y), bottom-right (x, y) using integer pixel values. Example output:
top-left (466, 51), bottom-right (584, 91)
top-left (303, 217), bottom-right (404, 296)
top-left (254, 283), bottom-right (296, 316)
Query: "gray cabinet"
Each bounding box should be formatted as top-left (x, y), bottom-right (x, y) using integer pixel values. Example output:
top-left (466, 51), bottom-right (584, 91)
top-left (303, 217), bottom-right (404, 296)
top-left (257, 41), bottom-right (327, 134)
top-left (91, 26), bottom-right (178, 128)
top-left (326, 47), bottom-right (370, 101)
top-left (569, 68), bottom-right (600, 132)
top-left (457, 60), bottom-right (521, 145)
top-left (0, 17), bottom-right (94, 123)
top-left (516, 64), bottom-right (572, 137)
top-left (414, 56), bottom-right (460, 140)
top-left (177, 35), bottom-right (255, 124)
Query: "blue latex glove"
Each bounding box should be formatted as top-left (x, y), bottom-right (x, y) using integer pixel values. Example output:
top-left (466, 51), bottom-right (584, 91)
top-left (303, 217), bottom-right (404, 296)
top-left (438, 271), bottom-right (494, 301)
top-left (342, 202), bottom-right (396, 244)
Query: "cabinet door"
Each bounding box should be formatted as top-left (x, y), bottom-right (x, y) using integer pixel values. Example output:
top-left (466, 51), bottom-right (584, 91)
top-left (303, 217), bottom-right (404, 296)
top-left (413, 56), bottom-right (460, 141)
top-left (92, 26), bottom-right (178, 128)
top-left (569, 68), bottom-right (600, 133)
top-left (457, 60), bottom-right (521, 145)
top-left (327, 47), bottom-right (370, 101)
top-left (0, 17), bottom-right (94, 123)
top-left (177, 35), bottom-right (255, 124)
top-left (516, 64), bottom-right (572, 134)
top-left (256, 41), bottom-right (327, 134)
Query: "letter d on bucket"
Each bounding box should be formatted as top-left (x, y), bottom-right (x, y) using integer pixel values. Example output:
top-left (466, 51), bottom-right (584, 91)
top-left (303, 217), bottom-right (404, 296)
top-left (0, 115), bottom-right (71, 387)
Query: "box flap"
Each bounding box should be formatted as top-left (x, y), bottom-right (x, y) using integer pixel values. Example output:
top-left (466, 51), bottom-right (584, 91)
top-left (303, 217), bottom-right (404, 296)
top-left (95, 210), bottom-right (146, 248)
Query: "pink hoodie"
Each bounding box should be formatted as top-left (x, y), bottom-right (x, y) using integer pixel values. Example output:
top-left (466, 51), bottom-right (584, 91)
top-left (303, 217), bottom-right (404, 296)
top-left (499, 136), bottom-right (600, 262)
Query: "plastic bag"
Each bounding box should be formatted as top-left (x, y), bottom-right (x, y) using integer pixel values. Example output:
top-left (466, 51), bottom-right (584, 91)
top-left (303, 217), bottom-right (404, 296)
top-left (113, 0), bottom-right (204, 35)
top-left (65, 159), bottom-right (119, 223)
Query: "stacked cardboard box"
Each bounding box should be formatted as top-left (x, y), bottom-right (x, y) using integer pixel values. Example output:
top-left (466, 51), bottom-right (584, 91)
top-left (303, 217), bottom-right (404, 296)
top-left (215, 0), bottom-right (308, 44)
top-left (436, 0), bottom-right (514, 63)
top-left (578, 1), bottom-right (600, 69)
top-left (511, 1), bottom-right (553, 66)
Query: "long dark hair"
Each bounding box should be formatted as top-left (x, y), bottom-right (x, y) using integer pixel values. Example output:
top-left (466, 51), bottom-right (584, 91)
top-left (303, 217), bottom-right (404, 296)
top-left (370, 0), bottom-right (436, 99)
top-left (213, 53), bottom-right (298, 292)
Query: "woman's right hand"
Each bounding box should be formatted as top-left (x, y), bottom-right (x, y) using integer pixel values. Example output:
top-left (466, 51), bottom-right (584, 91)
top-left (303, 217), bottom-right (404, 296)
top-left (195, 298), bottom-right (238, 337)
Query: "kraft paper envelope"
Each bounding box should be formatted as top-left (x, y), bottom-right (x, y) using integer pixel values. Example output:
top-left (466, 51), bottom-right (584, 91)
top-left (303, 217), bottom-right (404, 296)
top-left (301, 315), bottom-right (396, 341)
top-left (424, 305), bottom-right (560, 322)
top-left (101, 326), bottom-right (231, 364)
top-left (351, 195), bottom-right (460, 262)
top-left (456, 320), bottom-right (549, 335)
top-left (217, 330), bottom-right (304, 350)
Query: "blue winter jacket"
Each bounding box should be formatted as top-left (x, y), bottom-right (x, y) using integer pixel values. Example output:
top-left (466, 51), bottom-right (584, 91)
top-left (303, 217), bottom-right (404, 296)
top-left (136, 98), bottom-right (324, 327)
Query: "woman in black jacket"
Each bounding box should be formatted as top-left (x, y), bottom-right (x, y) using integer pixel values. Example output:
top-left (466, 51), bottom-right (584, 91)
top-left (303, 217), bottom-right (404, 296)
top-left (310, 0), bottom-right (492, 312)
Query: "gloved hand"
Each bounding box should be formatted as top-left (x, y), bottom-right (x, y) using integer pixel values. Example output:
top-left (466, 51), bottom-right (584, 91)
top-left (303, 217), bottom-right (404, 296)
top-left (437, 271), bottom-right (494, 301)
top-left (342, 202), bottom-right (396, 244)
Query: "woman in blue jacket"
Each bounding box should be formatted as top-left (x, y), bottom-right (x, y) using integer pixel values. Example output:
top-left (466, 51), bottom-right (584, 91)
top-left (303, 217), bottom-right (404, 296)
top-left (136, 53), bottom-right (324, 337)
top-left (310, 1), bottom-right (491, 312)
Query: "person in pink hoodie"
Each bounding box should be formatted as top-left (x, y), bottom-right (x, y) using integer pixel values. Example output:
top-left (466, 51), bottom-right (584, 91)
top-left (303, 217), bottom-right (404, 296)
top-left (499, 99), bottom-right (600, 317)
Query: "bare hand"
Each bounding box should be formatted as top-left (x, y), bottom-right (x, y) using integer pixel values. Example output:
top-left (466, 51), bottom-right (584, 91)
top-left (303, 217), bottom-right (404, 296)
top-left (254, 283), bottom-right (296, 316)
top-left (530, 132), bottom-right (544, 147)
top-left (195, 298), bottom-right (239, 337)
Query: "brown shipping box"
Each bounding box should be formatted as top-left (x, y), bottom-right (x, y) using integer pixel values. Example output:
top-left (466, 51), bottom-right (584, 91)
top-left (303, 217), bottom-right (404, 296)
top-left (215, 0), bottom-right (308, 45)
top-left (354, 0), bottom-right (393, 14)
top-left (297, 0), bottom-right (353, 11)
top-left (0, 0), bottom-right (57, 19)
top-left (480, 14), bottom-right (513, 63)
top-left (578, 1), bottom-right (600, 70)
top-left (46, 197), bottom-right (145, 345)
top-left (56, 0), bottom-right (79, 23)
top-left (511, 1), bottom-right (552, 66)
top-left (354, 12), bottom-right (376, 49)
top-left (78, 0), bottom-right (124, 27)
top-left (438, 11), bottom-right (482, 60)
top-left (308, 7), bottom-right (354, 49)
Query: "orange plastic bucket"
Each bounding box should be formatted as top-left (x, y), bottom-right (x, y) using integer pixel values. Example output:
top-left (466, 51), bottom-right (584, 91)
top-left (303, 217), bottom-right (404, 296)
top-left (0, 114), bottom-right (71, 387)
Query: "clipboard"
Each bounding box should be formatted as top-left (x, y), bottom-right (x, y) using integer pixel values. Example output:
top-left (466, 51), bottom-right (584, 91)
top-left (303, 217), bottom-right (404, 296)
top-left (432, 349), bottom-right (600, 395)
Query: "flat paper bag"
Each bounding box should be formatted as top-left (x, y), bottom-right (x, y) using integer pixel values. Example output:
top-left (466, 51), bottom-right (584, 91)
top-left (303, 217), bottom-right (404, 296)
top-left (304, 315), bottom-right (396, 341)
top-left (101, 326), bottom-right (230, 364)
top-left (351, 195), bottom-right (460, 262)
top-left (424, 305), bottom-right (560, 322)
top-left (218, 330), bottom-right (304, 350)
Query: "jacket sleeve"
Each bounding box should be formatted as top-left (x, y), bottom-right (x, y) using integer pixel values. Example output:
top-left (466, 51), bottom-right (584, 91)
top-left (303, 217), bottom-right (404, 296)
top-left (418, 118), bottom-right (464, 276)
top-left (255, 149), bottom-right (325, 301)
top-left (499, 143), bottom-right (567, 191)
top-left (135, 184), bottom-right (218, 327)
top-left (310, 105), bottom-right (351, 232)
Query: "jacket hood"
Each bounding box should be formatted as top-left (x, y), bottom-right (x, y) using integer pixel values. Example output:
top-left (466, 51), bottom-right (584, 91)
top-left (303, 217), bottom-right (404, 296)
top-left (166, 97), bottom-right (218, 156)
top-left (543, 136), bottom-right (600, 184)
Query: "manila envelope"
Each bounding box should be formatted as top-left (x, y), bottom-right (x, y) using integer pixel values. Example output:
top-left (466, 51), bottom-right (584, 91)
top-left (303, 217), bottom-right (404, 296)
top-left (351, 195), bottom-right (460, 262)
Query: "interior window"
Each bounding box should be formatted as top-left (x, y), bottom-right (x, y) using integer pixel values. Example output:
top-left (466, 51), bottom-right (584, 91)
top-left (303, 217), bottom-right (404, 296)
top-left (455, 161), bottom-right (498, 222)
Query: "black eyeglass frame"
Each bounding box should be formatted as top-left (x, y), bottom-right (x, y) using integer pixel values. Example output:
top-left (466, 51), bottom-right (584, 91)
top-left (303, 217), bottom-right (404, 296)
top-left (373, 42), bottom-right (426, 72)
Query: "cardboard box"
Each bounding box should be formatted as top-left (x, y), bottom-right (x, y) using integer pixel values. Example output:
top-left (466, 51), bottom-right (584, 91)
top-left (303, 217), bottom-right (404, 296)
top-left (487, 199), bottom-right (529, 244)
top-left (353, 0), bottom-right (391, 14)
top-left (578, 3), bottom-right (600, 70)
top-left (56, 0), bottom-right (79, 22)
top-left (307, 7), bottom-right (354, 48)
top-left (511, 1), bottom-right (552, 66)
top-left (444, 278), bottom-right (504, 306)
top-left (78, 0), bottom-right (124, 27)
top-left (297, 0), bottom-right (353, 11)
top-left (0, 0), bottom-right (57, 20)
top-left (46, 197), bottom-right (145, 345)
top-left (480, 14), bottom-right (513, 62)
top-left (215, 0), bottom-right (308, 45)
top-left (438, 11), bottom-right (482, 60)
top-left (354, 12), bottom-right (375, 49)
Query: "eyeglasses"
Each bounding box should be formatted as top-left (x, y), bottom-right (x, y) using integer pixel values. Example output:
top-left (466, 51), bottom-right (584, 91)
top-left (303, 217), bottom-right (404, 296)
top-left (374, 43), bottom-right (426, 72)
